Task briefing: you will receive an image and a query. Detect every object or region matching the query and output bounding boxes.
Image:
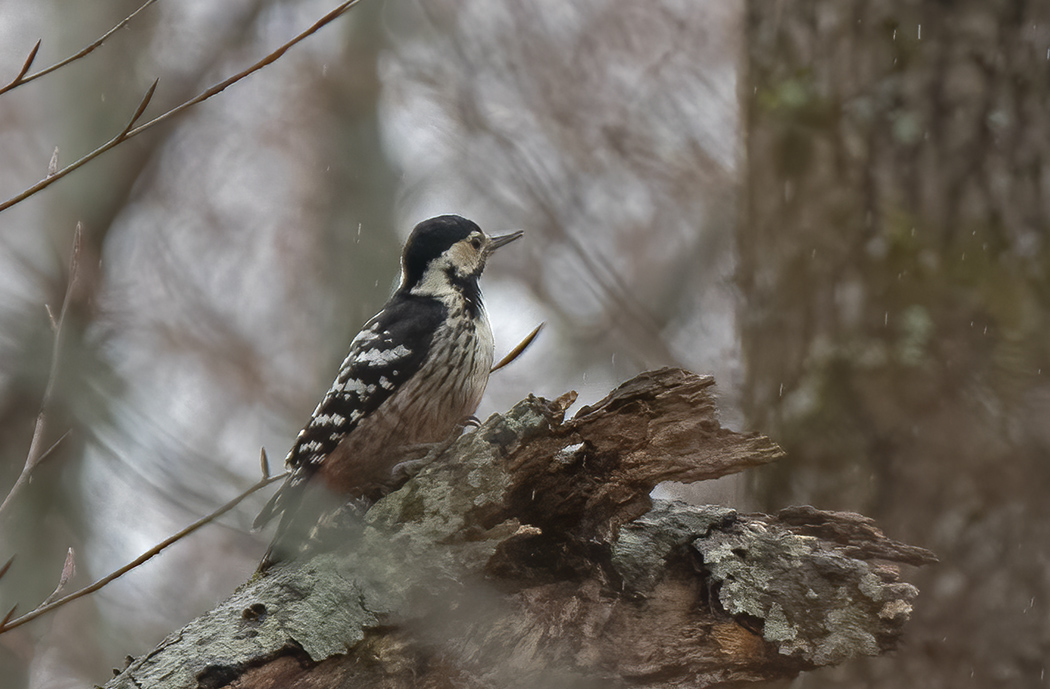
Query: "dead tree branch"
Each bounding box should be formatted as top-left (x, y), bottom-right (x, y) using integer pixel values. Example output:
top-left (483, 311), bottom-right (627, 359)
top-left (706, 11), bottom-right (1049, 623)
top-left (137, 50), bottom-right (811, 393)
top-left (103, 369), bottom-right (934, 689)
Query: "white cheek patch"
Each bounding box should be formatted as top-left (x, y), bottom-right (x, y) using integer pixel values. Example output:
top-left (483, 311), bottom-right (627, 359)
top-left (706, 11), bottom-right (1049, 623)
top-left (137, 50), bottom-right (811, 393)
top-left (446, 242), bottom-right (480, 275)
top-left (409, 241), bottom-right (483, 299)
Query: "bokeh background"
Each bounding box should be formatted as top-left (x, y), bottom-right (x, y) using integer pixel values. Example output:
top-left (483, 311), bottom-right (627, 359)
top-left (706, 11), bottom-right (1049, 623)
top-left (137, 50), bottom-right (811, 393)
top-left (0, 1), bottom-right (1048, 687)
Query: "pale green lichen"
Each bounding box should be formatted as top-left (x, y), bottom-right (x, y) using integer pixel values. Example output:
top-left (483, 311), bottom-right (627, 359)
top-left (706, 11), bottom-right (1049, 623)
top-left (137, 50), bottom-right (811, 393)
top-left (612, 500), bottom-right (736, 594)
top-left (693, 517), bottom-right (917, 665)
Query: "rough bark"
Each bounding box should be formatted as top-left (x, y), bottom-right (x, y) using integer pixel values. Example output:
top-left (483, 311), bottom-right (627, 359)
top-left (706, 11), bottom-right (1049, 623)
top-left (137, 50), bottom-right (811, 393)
top-left (102, 369), bottom-right (933, 689)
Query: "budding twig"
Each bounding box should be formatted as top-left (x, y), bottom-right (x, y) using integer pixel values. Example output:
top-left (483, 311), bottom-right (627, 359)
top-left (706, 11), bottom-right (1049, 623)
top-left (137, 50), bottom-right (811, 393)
top-left (0, 0), bottom-right (363, 215)
top-left (46, 147), bottom-right (59, 178)
top-left (120, 79), bottom-right (159, 138)
top-left (40, 548), bottom-right (76, 607)
top-left (260, 447), bottom-right (271, 480)
top-left (0, 605), bottom-right (16, 630)
top-left (0, 0), bottom-right (160, 97)
top-left (2, 39), bottom-right (40, 92)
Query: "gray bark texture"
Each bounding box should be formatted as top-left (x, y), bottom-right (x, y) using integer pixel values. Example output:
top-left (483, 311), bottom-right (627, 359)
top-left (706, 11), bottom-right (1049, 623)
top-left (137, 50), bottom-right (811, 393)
top-left (103, 369), bottom-right (934, 689)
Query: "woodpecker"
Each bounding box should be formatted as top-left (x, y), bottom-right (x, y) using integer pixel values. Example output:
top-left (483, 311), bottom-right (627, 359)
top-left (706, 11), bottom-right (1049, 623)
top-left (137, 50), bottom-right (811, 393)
top-left (255, 215), bottom-right (522, 567)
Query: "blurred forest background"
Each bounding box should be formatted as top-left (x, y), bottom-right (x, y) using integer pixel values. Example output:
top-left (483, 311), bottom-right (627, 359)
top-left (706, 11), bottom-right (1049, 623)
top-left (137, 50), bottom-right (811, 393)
top-left (0, 0), bottom-right (1047, 687)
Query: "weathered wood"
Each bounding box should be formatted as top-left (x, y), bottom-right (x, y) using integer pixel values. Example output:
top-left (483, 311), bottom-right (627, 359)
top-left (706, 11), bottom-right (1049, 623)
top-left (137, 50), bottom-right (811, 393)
top-left (103, 369), bottom-right (933, 689)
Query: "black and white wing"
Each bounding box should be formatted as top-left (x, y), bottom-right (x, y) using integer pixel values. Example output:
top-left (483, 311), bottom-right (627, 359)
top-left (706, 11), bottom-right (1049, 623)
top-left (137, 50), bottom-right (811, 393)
top-left (254, 293), bottom-right (445, 562)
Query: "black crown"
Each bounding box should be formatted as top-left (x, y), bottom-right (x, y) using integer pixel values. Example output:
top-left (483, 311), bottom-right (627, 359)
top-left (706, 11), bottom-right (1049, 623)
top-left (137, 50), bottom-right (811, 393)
top-left (400, 215), bottom-right (482, 288)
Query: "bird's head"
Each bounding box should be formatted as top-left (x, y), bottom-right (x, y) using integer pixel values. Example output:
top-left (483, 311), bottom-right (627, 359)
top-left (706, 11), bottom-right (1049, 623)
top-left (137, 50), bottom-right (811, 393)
top-left (399, 215), bottom-right (522, 303)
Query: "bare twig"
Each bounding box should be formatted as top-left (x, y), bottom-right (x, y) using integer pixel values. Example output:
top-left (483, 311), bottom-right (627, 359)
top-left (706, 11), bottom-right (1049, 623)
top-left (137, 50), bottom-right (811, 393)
top-left (0, 0), bottom-right (363, 215)
top-left (0, 556), bottom-right (13, 582)
top-left (0, 0), bottom-right (160, 97)
top-left (0, 224), bottom-right (82, 518)
top-left (491, 322), bottom-right (544, 373)
top-left (34, 430), bottom-right (71, 466)
top-left (0, 79), bottom-right (156, 214)
top-left (0, 470), bottom-right (287, 636)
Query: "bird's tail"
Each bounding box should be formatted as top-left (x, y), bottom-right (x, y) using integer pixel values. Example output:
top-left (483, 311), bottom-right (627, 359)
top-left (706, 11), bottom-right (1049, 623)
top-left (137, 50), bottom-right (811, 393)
top-left (253, 474), bottom-right (306, 572)
top-left (253, 487), bottom-right (282, 531)
top-left (254, 474), bottom-right (358, 572)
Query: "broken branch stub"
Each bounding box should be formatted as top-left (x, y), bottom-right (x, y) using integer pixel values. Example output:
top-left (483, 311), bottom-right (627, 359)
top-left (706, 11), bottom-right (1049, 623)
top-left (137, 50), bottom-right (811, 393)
top-left (493, 368), bottom-right (785, 541)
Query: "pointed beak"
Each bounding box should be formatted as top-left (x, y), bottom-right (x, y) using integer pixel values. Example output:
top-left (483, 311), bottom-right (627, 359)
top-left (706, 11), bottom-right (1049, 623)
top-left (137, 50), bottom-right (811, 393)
top-left (487, 230), bottom-right (524, 254)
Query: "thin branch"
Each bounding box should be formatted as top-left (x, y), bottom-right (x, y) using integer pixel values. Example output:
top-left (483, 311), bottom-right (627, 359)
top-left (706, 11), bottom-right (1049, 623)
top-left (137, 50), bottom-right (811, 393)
top-left (491, 322), bottom-right (544, 373)
top-left (0, 471), bottom-right (287, 636)
top-left (0, 224), bottom-right (82, 518)
top-left (44, 222), bottom-right (80, 405)
top-left (0, 0), bottom-right (363, 215)
top-left (34, 430), bottom-right (72, 466)
top-left (0, 0), bottom-right (160, 97)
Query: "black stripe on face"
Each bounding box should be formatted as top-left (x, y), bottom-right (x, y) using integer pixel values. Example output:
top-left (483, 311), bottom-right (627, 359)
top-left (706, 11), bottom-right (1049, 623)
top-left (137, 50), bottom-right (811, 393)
top-left (401, 215), bottom-right (482, 289)
top-left (445, 266), bottom-right (483, 318)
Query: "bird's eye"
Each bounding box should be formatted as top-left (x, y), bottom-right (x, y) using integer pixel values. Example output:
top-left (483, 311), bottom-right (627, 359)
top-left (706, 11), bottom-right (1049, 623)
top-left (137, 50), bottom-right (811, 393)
top-left (469, 236), bottom-right (483, 250)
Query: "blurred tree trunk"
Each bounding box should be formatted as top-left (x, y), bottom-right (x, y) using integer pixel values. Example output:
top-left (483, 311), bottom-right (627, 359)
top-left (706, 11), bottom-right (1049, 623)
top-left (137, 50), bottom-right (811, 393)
top-left (740, 1), bottom-right (1050, 687)
top-left (321, 0), bottom-right (403, 326)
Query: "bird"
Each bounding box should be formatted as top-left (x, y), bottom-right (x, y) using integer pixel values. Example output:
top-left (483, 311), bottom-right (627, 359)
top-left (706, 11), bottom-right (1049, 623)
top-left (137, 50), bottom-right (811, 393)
top-left (254, 215), bottom-right (522, 568)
